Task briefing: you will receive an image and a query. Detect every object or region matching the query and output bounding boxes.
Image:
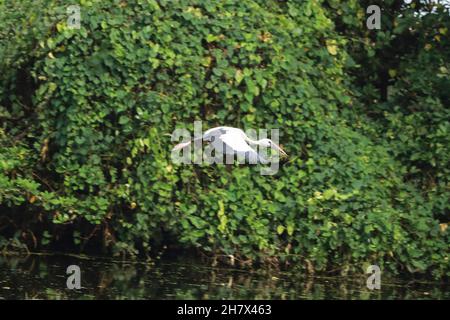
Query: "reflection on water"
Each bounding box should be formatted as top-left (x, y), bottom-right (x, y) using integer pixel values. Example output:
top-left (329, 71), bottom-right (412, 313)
top-left (0, 254), bottom-right (447, 300)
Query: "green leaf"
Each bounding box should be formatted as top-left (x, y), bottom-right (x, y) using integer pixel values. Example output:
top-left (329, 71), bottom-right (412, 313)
top-left (277, 225), bottom-right (285, 235)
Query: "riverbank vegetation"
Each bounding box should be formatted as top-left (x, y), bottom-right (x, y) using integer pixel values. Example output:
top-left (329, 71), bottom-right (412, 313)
top-left (0, 0), bottom-right (448, 279)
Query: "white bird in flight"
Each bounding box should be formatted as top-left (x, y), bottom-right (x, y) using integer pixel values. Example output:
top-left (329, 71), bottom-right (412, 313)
top-left (172, 126), bottom-right (287, 164)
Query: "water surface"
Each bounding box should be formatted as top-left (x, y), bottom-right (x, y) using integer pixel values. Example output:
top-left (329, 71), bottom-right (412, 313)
top-left (0, 254), bottom-right (447, 299)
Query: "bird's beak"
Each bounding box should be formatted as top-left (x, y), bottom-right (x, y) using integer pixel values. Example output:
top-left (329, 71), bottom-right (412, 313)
top-left (271, 143), bottom-right (288, 157)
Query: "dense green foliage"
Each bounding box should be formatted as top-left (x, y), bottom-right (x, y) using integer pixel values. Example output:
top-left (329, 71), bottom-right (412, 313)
top-left (0, 0), bottom-right (448, 278)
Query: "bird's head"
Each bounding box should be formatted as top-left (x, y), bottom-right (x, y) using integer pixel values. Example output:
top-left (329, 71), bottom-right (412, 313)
top-left (259, 139), bottom-right (288, 157)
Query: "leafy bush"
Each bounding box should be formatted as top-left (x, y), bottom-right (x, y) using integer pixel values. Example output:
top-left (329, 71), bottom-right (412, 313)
top-left (0, 0), bottom-right (448, 278)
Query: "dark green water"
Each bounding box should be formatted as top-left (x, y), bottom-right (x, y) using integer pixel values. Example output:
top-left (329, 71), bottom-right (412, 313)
top-left (0, 254), bottom-right (448, 300)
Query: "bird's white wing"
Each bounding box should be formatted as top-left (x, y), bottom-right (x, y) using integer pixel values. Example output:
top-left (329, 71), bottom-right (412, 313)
top-left (203, 126), bottom-right (243, 141)
top-left (213, 131), bottom-right (263, 164)
top-left (218, 132), bottom-right (255, 154)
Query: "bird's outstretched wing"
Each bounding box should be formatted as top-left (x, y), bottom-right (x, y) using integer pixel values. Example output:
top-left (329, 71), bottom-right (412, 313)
top-left (218, 131), bottom-right (254, 154)
top-left (172, 127), bottom-right (234, 152)
top-left (203, 126), bottom-right (240, 141)
top-left (214, 131), bottom-right (264, 164)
